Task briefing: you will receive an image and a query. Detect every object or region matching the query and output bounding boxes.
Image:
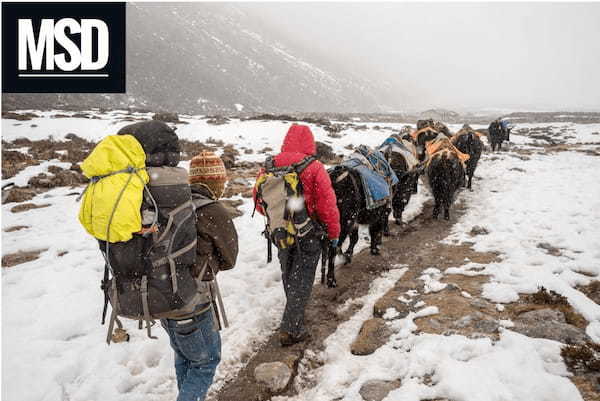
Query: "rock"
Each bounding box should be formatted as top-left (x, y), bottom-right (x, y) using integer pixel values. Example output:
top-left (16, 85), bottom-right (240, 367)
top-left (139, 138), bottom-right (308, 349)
top-left (230, 177), bottom-right (249, 186)
top-left (10, 203), bottom-right (51, 213)
top-left (2, 111), bottom-right (38, 120)
top-left (512, 320), bottom-right (589, 345)
top-left (359, 380), bottom-right (401, 401)
top-left (351, 318), bottom-right (392, 356)
top-left (3, 225), bottom-right (29, 232)
top-left (469, 226), bottom-right (489, 236)
top-left (2, 187), bottom-right (37, 203)
top-left (2, 248), bottom-right (47, 267)
top-left (373, 291), bottom-right (411, 318)
top-left (254, 361), bottom-right (292, 393)
top-left (315, 141), bottom-right (336, 163)
top-left (28, 170), bottom-right (87, 188)
top-left (110, 327), bottom-right (130, 343)
top-left (537, 242), bottom-right (562, 256)
top-left (452, 312), bottom-right (499, 334)
top-left (152, 111), bottom-right (179, 123)
top-left (518, 308), bottom-right (566, 323)
top-left (470, 298), bottom-right (491, 310)
top-left (205, 116), bottom-right (230, 125)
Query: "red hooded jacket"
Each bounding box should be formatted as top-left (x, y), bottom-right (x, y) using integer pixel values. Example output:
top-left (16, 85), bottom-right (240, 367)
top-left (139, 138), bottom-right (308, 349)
top-left (253, 124), bottom-right (340, 239)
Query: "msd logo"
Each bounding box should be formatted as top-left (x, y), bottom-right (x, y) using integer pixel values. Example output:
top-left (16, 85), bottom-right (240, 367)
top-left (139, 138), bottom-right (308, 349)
top-left (2, 2), bottom-right (125, 93)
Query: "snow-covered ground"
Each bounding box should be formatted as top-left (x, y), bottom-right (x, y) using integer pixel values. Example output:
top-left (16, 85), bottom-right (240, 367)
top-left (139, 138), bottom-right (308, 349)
top-left (1, 111), bottom-right (428, 401)
top-left (281, 145), bottom-right (600, 401)
top-left (2, 111), bottom-right (599, 401)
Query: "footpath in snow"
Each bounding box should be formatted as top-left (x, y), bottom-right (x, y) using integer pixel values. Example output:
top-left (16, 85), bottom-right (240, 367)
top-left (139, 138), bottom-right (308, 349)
top-left (280, 142), bottom-right (600, 401)
top-left (2, 113), bottom-right (600, 401)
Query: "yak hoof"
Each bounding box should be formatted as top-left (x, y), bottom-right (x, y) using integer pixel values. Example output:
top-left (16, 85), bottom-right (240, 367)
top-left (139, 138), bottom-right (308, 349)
top-left (343, 253), bottom-right (353, 265)
top-left (395, 218), bottom-right (403, 225)
top-left (327, 278), bottom-right (337, 288)
top-left (370, 247), bottom-right (380, 255)
top-left (444, 213), bottom-right (450, 221)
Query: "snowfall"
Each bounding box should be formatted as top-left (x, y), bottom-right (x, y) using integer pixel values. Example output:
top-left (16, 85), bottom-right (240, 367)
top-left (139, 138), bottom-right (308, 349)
top-left (2, 110), bottom-right (599, 401)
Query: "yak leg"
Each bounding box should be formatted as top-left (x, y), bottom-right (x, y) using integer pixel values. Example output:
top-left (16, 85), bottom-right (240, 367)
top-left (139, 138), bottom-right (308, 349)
top-left (383, 208), bottom-right (392, 236)
top-left (432, 201), bottom-right (440, 219)
top-left (344, 227), bottom-right (359, 264)
top-left (467, 170), bottom-right (473, 191)
top-left (369, 217), bottom-right (384, 255)
top-left (327, 242), bottom-right (337, 288)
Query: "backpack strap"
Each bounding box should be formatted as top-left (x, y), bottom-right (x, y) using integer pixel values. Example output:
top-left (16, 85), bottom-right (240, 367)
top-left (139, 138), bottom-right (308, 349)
top-left (192, 197), bottom-right (217, 210)
top-left (292, 156), bottom-right (317, 174)
top-left (264, 156), bottom-right (276, 172)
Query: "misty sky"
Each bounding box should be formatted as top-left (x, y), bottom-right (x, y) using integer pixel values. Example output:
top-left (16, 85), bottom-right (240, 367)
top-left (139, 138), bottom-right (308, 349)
top-left (244, 2), bottom-right (600, 111)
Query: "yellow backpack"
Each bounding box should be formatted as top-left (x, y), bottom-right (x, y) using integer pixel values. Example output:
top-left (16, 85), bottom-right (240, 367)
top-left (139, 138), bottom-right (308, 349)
top-left (78, 135), bottom-right (149, 243)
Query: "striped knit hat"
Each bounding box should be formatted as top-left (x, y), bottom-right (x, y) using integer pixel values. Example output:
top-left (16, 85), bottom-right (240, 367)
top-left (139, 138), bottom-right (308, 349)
top-left (189, 150), bottom-right (228, 199)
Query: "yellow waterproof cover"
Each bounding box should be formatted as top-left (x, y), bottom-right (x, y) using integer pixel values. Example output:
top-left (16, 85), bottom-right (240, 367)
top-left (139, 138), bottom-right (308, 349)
top-left (78, 135), bottom-right (149, 243)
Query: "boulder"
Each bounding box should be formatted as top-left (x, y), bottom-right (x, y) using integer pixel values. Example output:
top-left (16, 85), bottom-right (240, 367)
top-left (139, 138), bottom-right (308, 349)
top-left (359, 380), bottom-right (401, 401)
top-left (254, 361), bottom-right (292, 393)
top-left (518, 308), bottom-right (566, 323)
top-left (152, 111), bottom-right (179, 123)
top-left (452, 312), bottom-right (499, 334)
top-left (10, 203), bottom-right (51, 213)
top-left (373, 290), bottom-right (412, 319)
top-left (351, 318), bottom-right (392, 356)
top-left (513, 310), bottom-right (588, 344)
top-left (315, 141), bottom-right (336, 163)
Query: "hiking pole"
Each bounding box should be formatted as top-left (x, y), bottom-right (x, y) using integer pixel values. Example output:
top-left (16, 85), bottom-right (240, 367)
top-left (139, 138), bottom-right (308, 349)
top-left (263, 227), bottom-right (272, 263)
top-left (321, 239), bottom-right (328, 285)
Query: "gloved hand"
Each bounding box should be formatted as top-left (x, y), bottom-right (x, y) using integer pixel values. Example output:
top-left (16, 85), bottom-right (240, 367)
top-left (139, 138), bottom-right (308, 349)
top-left (330, 238), bottom-right (339, 248)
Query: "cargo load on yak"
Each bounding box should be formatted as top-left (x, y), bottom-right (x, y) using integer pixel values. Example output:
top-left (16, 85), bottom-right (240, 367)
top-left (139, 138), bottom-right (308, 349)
top-left (425, 133), bottom-right (470, 168)
top-left (253, 155), bottom-right (317, 260)
top-left (78, 121), bottom-right (225, 344)
top-left (339, 145), bottom-right (399, 210)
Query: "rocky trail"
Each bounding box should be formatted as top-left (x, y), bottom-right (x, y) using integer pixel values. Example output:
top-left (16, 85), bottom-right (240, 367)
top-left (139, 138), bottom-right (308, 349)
top-left (214, 146), bottom-right (600, 401)
top-left (3, 112), bottom-right (600, 401)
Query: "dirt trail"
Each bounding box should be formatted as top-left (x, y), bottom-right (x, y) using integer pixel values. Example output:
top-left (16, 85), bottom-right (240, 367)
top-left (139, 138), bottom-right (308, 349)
top-left (213, 199), bottom-right (475, 401)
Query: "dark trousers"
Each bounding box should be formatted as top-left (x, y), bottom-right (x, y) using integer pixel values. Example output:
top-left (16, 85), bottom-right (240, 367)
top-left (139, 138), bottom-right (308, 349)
top-left (277, 233), bottom-right (321, 336)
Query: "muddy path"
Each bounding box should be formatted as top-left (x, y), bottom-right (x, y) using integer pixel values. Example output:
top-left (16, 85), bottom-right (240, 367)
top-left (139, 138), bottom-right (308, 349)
top-left (213, 197), bottom-right (476, 401)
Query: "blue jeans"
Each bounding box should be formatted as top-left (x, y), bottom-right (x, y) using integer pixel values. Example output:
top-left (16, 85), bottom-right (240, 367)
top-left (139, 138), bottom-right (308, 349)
top-left (162, 304), bottom-right (221, 401)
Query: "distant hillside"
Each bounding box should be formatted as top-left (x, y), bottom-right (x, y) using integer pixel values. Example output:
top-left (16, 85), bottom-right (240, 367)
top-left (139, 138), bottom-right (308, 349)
top-left (3, 3), bottom-right (402, 114)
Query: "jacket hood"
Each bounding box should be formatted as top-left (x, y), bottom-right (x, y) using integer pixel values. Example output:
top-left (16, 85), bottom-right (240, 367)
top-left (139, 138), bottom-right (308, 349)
top-left (281, 124), bottom-right (316, 155)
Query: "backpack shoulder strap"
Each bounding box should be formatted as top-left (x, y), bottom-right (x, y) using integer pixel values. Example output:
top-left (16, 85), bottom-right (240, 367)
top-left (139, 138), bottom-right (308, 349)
top-left (264, 156), bottom-right (276, 173)
top-left (293, 156), bottom-right (317, 174)
top-left (192, 197), bottom-right (217, 210)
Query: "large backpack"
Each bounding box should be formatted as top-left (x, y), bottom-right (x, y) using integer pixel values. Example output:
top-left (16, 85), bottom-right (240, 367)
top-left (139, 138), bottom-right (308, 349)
top-left (79, 135), bottom-right (214, 344)
top-left (253, 156), bottom-right (317, 256)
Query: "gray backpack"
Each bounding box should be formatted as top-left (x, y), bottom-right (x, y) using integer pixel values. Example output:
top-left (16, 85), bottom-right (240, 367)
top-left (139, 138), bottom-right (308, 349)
top-left (100, 166), bottom-right (216, 343)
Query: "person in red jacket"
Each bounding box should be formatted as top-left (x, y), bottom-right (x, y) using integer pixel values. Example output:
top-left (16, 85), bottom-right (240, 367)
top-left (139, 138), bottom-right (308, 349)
top-left (254, 124), bottom-right (340, 346)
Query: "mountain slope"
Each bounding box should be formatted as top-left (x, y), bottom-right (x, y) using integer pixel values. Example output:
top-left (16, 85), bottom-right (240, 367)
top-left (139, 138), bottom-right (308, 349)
top-left (3, 3), bottom-right (400, 113)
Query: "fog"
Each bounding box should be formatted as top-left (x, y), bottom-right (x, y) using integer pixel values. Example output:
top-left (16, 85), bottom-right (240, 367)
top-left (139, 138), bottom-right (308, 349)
top-left (244, 2), bottom-right (600, 112)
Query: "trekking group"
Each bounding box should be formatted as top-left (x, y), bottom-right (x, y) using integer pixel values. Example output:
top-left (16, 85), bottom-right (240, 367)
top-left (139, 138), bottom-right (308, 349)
top-left (78, 118), bottom-right (505, 401)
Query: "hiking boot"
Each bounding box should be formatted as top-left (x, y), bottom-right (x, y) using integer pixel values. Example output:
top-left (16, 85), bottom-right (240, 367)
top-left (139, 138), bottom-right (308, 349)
top-left (279, 331), bottom-right (309, 347)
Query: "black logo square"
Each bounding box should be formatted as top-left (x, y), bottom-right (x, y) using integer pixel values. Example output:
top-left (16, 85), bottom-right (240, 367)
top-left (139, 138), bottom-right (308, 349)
top-left (2, 2), bottom-right (125, 93)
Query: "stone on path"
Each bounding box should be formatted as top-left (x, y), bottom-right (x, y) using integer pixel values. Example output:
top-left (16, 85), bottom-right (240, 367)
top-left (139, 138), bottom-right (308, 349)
top-left (254, 361), bottom-right (292, 393)
top-left (359, 379), bottom-right (401, 401)
top-left (351, 318), bottom-right (392, 356)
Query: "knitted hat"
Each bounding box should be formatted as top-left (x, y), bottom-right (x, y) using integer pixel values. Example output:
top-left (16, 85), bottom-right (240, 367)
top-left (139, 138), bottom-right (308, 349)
top-left (189, 150), bottom-right (228, 199)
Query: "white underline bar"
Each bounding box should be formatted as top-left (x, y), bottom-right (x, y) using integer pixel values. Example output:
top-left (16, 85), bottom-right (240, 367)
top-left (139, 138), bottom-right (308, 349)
top-left (18, 74), bottom-right (109, 77)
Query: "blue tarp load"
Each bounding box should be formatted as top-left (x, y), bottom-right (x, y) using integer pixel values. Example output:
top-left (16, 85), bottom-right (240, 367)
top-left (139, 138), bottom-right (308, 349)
top-left (339, 145), bottom-right (398, 210)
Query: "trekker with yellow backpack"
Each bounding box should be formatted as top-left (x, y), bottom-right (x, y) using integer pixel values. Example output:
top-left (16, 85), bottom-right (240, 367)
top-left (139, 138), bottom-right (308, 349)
top-left (78, 121), bottom-right (238, 401)
top-left (253, 124), bottom-right (340, 346)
